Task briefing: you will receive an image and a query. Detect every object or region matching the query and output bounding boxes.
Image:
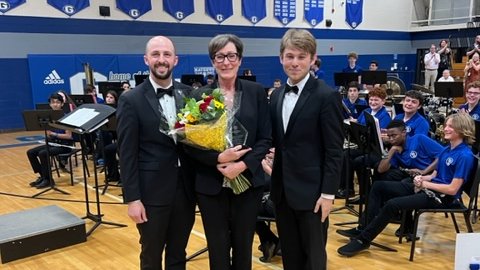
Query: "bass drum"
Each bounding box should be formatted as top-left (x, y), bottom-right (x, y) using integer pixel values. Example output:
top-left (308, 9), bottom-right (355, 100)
top-left (385, 76), bottom-right (407, 96)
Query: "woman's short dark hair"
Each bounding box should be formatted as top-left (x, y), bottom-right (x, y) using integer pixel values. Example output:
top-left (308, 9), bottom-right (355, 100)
top-left (208, 34), bottom-right (243, 60)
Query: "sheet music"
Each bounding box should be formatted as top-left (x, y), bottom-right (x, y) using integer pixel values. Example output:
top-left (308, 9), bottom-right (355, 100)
top-left (373, 117), bottom-right (387, 156)
top-left (60, 108), bottom-right (100, 127)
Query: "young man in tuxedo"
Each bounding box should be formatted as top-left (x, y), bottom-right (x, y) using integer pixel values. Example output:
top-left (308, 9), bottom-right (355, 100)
top-left (268, 29), bottom-right (344, 270)
top-left (117, 36), bottom-right (195, 270)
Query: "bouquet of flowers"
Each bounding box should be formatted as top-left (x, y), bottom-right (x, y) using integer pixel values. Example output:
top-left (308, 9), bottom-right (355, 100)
top-left (169, 88), bottom-right (251, 194)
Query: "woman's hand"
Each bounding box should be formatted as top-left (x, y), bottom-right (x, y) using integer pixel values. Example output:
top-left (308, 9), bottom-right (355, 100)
top-left (217, 161), bottom-right (247, 179)
top-left (218, 145), bottom-right (251, 163)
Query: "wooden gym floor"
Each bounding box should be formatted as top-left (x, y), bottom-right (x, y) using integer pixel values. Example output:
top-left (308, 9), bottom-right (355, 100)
top-left (0, 131), bottom-right (477, 270)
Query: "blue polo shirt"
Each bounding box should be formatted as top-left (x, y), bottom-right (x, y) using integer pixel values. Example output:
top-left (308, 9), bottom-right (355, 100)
top-left (394, 112), bottom-right (429, 137)
top-left (343, 65), bottom-right (363, 73)
top-left (343, 97), bottom-right (367, 119)
top-left (390, 134), bottom-right (444, 170)
top-left (433, 142), bottom-right (474, 198)
top-left (458, 103), bottom-right (480, 121)
top-left (357, 106), bottom-right (391, 129)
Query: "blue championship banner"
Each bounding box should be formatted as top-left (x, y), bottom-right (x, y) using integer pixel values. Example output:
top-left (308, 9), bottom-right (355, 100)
top-left (116, 0), bottom-right (151, 19)
top-left (163, 0), bottom-right (194, 21)
top-left (0, 0), bottom-right (26, 13)
top-left (346, 0), bottom-right (363, 29)
top-left (205, 0), bottom-right (233, 23)
top-left (47, 0), bottom-right (89, 16)
top-left (274, 0), bottom-right (296, 26)
top-left (242, 0), bottom-right (266, 25)
top-left (304, 0), bottom-right (324, 27)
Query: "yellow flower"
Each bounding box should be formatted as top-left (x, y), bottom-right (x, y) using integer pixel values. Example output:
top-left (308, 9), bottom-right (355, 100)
top-left (186, 114), bottom-right (197, 124)
top-left (214, 100), bottom-right (224, 109)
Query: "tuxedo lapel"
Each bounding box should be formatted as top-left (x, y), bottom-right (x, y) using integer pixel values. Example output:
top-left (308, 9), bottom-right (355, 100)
top-left (172, 83), bottom-right (187, 113)
top-left (284, 78), bottom-right (316, 137)
top-left (143, 82), bottom-right (169, 132)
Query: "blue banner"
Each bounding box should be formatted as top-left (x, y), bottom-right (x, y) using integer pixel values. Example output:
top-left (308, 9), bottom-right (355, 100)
top-left (346, 0), bottom-right (363, 29)
top-left (0, 0), bottom-right (26, 13)
top-left (273, 0), bottom-right (296, 26)
top-left (242, 0), bottom-right (266, 25)
top-left (116, 0), bottom-right (151, 19)
top-left (163, 0), bottom-right (194, 21)
top-left (304, 0), bottom-right (324, 27)
top-left (47, 0), bottom-right (89, 16)
top-left (205, 0), bottom-right (233, 23)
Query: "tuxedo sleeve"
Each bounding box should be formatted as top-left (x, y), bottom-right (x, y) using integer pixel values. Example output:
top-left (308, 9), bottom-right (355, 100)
top-left (319, 90), bottom-right (344, 195)
top-left (117, 94), bottom-right (141, 202)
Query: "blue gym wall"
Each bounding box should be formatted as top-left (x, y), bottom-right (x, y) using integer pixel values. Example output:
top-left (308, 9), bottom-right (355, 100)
top-left (0, 15), bottom-right (474, 130)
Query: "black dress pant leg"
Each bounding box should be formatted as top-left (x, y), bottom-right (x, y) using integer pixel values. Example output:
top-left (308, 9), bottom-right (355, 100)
top-left (27, 145), bottom-right (46, 175)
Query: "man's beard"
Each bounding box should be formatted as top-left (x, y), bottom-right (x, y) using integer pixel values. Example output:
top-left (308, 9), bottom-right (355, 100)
top-left (150, 64), bottom-right (173, 81)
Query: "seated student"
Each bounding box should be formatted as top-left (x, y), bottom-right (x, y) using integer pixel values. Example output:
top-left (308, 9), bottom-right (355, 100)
top-left (343, 81), bottom-right (367, 119)
top-left (121, 81), bottom-right (131, 91)
top-left (394, 90), bottom-right (429, 137)
top-left (376, 120), bottom-right (444, 182)
top-left (354, 86), bottom-right (391, 129)
top-left (85, 84), bottom-right (104, 104)
top-left (205, 74), bottom-right (215, 85)
top-left (310, 59), bottom-right (325, 79)
top-left (338, 86), bottom-right (391, 198)
top-left (27, 93), bottom-right (74, 188)
top-left (459, 81), bottom-right (480, 121)
top-left (337, 113), bottom-right (475, 257)
top-left (437, 69), bottom-right (454, 82)
top-left (97, 90), bottom-right (118, 166)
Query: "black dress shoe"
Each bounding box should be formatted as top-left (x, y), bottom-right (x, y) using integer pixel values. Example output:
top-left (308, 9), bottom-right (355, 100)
top-left (395, 227), bottom-right (420, 241)
top-left (347, 196), bottom-right (365, 205)
top-left (337, 238), bottom-right (370, 257)
top-left (336, 227), bottom-right (362, 238)
top-left (35, 178), bottom-right (52, 189)
top-left (29, 177), bottom-right (44, 187)
top-left (336, 189), bottom-right (355, 199)
top-left (259, 241), bottom-right (278, 262)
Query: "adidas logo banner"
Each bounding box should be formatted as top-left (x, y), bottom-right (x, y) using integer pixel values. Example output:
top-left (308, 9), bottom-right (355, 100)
top-left (44, 70), bottom-right (65, 85)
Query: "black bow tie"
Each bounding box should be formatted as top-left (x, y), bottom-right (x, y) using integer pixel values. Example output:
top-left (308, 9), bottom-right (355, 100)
top-left (284, 84), bottom-right (299, 95)
top-left (156, 86), bottom-right (174, 98)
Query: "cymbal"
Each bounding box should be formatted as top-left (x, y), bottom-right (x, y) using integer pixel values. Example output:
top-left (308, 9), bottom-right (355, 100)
top-left (411, 83), bottom-right (434, 94)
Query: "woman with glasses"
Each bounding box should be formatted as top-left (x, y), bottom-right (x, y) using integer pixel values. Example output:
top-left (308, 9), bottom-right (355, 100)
top-left (460, 81), bottom-right (480, 121)
top-left (185, 34), bottom-right (271, 270)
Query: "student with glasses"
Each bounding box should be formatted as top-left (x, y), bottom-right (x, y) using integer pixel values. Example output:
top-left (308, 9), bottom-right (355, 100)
top-left (459, 81), bottom-right (480, 121)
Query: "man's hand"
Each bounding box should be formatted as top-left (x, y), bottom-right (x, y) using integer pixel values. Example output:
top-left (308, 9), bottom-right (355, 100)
top-left (128, 200), bottom-right (148, 224)
top-left (217, 161), bottom-right (247, 179)
top-left (314, 197), bottom-right (334, 223)
top-left (390, 145), bottom-right (403, 154)
top-left (218, 145), bottom-right (251, 163)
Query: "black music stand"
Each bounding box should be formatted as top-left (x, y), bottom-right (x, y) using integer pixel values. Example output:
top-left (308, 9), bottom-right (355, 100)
top-left (361, 70), bottom-right (387, 85)
top-left (69, 94), bottom-right (95, 107)
top-left (98, 81), bottom-right (123, 100)
top-left (361, 112), bottom-right (396, 252)
top-left (181, 74), bottom-right (205, 86)
top-left (434, 82), bottom-right (464, 116)
top-left (51, 104), bottom-right (127, 236)
top-left (332, 121), bottom-right (366, 218)
top-left (22, 110), bottom-right (70, 197)
top-left (334, 72), bottom-right (360, 87)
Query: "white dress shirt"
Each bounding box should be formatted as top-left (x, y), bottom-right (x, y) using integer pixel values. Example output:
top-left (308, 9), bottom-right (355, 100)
top-left (438, 76), bottom-right (454, 82)
top-left (424, 52), bottom-right (440, 70)
top-left (149, 77), bottom-right (176, 129)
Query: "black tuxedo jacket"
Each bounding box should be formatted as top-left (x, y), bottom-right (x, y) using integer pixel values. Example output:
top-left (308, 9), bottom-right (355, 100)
top-left (117, 79), bottom-right (194, 206)
top-left (269, 76), bottom-right (344, 210)
top-left (185, 79), bottom-right (272, 195)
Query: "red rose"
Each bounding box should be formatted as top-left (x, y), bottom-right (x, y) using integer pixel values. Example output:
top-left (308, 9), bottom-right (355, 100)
top-left (199, 102), bottom-right (209, 113)
top-left (174, 122), bottom-right (185, 128)
top-left (204, 95), bottom-right (213, 103)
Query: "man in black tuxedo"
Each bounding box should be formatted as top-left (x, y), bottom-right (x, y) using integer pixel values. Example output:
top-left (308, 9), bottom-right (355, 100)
top-left (268, 29), bottom-right (344, 270)
top-left (117, 36), bottom-right (195, 270)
